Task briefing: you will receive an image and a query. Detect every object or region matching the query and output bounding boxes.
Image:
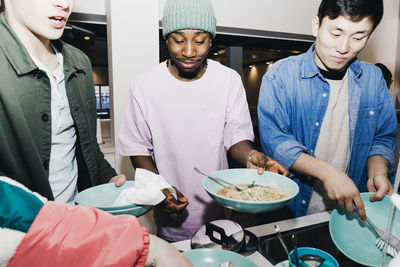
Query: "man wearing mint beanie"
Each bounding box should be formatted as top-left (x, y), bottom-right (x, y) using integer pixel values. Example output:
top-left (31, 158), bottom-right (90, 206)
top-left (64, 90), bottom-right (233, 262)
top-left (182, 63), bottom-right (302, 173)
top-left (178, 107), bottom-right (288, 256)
top-left (119, 0), bottom-right (288, 242)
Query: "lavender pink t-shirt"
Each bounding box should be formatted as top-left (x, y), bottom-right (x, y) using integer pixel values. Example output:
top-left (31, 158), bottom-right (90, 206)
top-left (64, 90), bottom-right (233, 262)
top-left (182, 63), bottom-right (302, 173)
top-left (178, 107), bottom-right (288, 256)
top-left (119, 59), bottom-right (254, 241)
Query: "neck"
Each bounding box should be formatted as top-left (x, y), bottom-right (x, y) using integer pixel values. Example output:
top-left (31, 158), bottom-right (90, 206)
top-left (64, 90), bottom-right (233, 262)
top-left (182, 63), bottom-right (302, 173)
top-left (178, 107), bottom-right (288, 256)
top-left (318, 67), bottom-right (347, 80)
top-left (168, 59), bottom-right (207, 82)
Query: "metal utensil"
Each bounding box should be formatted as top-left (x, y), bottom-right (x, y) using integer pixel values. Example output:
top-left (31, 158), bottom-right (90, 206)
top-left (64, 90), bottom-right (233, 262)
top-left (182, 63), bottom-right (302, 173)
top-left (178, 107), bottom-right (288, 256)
top-left (274, 224), bottom-right (296, 264)
top-left (291, 234), bottom-right (299, 267)
top-left (353, 202), bottom-right (399, 257)
top-left (193, 167), bottom-right (243, 192)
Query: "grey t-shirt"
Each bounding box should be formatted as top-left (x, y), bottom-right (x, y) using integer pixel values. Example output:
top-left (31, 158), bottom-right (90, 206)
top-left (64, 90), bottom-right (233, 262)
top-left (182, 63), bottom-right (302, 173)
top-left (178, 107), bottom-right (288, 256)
top-left (307, 71), bottom-right (351, 214)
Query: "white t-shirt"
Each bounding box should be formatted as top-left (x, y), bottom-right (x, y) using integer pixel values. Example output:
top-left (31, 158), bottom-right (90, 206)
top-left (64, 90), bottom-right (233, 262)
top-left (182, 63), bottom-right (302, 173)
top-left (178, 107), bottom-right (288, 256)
top-left (30, 49), bottom-right (78, 205)
top-left (119, 59), bottom-right (254, 241)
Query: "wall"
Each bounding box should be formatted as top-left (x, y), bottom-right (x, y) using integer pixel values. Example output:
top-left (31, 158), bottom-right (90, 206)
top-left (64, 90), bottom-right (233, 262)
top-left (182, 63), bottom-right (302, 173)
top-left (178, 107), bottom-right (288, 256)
top-left (73, 0), bottom-right (106, 15)
top-left (105, 0), bottom-right (159, 233)
top-left (159, 0), bottom-right (318, 35)
top-left (106, 0), bottom-right (159, 178)
top-left (359, 0), bottom-right (400, 97)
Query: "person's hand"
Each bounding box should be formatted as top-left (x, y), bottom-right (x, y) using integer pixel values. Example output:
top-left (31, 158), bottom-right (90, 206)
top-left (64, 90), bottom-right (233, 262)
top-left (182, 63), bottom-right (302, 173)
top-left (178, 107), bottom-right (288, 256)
top-left (108, 174), bottom-right (126, 187)
top-left (367, 173), bottom-right (393, 202)
top-left (320, 167), bottom-right (366, 221)
top-left (248, 151), bottom-right (290, 176)
top-left (160, 186), bottom-right (189, 214)
top-left (145, 234), bottom-right (193, 267)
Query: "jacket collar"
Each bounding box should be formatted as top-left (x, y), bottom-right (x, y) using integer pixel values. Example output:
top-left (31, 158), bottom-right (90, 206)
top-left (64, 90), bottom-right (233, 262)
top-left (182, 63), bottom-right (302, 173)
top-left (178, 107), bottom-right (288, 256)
top-left (0, 13), bottom-right (38, 75)
top-left (300, 43), bottom-right (363, 80)
top-left (0, 13), bottom-right (84, 76)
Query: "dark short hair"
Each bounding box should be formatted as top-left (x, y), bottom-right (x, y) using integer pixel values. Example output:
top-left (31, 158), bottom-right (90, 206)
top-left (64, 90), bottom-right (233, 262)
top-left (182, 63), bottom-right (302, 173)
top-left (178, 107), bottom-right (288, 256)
top-left (375, 63), bottom-right (392, 81)
top-left (0, 0), bottom-right (4, 12)
top-left (317, 0), bottom-right (383, 31)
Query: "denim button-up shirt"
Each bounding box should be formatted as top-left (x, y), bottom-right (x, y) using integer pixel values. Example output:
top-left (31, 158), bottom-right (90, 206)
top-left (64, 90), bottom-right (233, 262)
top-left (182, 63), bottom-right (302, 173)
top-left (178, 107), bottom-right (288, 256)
top-left (257, 44), bottom-right (397, 218)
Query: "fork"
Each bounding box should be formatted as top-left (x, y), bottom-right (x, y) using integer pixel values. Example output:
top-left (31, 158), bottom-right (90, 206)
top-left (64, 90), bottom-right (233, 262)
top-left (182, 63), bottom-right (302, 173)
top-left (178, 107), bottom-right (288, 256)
top-left (274, 224), bottom-right (296, 264)
top-left (353, 203), bottom-right (400, 257)
top-left (193, 167), bottom-right (243, 191)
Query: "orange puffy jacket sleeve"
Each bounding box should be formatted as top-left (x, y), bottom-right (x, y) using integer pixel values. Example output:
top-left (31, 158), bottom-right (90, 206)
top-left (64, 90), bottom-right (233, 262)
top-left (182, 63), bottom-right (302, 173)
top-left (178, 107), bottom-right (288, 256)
top-left (8, 201), bottom-right (150, 267)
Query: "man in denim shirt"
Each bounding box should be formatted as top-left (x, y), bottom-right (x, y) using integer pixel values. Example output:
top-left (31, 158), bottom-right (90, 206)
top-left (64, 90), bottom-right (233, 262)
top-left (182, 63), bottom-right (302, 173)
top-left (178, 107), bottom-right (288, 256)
top-left (258, 0), bottom-right (397, 222)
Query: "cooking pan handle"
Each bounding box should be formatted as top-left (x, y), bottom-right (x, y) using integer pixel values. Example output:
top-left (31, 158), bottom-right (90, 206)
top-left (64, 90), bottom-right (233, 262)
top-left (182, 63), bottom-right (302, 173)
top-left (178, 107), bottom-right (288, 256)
top-left (205, 222), bottom-right (230, 245)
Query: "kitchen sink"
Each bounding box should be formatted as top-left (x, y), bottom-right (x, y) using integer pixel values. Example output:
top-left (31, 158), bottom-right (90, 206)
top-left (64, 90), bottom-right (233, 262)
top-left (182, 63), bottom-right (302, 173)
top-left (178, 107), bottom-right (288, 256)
top-left (258, 221), bottom-right (366, 266)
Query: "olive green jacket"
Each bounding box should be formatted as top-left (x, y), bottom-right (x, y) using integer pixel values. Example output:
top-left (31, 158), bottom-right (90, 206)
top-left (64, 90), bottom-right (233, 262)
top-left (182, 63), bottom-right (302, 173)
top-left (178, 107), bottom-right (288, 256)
top-left (0, 14), bottom-right (117, 200)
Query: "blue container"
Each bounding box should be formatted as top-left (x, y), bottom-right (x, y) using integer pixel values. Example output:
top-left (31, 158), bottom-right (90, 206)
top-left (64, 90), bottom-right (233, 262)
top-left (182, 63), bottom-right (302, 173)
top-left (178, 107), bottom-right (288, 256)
top-left (288, 247), bottom-right (338, 267)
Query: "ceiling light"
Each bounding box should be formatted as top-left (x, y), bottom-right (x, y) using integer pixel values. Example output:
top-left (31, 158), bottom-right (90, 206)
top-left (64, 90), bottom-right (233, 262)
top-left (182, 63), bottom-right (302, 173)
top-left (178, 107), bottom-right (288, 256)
top-left (216, 49), bottom-right (226, 55)
top-left (84, 36), bottom-right (91, 41)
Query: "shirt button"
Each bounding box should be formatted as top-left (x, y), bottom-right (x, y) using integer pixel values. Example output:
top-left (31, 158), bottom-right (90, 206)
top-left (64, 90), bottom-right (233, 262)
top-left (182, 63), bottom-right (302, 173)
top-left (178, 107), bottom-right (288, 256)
top-left (322, 93), bottom-right (327, 97)
top-left (315, 122), bottom-right (319, 126)
top-left (370, 111), bottom-right (374, 115)
top-left (43, 160), bottom-right (49, 171)
top-left (41, 113), bottom-right (49, 122)
top-left (33, 70), bottom-right (43, 79)
top-left (301, 200), bottom-right (306, 205)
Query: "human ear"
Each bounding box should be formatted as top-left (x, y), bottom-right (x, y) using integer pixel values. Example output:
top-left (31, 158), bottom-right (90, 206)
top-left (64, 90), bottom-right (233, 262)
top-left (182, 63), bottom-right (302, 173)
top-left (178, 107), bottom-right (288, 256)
top-left (311, 16), bottom-right (320, 38)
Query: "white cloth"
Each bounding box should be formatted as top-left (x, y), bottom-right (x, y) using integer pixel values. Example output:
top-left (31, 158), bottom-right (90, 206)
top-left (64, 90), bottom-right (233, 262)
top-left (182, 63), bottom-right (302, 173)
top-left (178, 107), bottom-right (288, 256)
top-left (29, 47), bottom-right (78, 205)
top-left (112, 168), bottom-right (176, 206)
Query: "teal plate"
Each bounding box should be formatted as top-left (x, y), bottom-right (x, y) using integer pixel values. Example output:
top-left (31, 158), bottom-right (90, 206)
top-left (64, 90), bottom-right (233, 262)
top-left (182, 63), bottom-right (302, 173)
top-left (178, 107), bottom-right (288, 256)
top-left (202, 169), bottom-right (299, 213)
top-left (329, 192), bottom-right (400, 266)
top-left (74, 181), bottom-right (153, 217)
top-left (275, 260), bottom-right (289, 267)
top-left (106, 204), bottom-right (153, 216)
top-left (183, 248), bottom-right (257, 267)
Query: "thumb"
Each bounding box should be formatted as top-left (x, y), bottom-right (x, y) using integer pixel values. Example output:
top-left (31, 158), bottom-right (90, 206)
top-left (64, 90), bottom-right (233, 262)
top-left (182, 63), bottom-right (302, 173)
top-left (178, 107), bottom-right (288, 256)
top-left (173, 186), bottom-right (188, 202)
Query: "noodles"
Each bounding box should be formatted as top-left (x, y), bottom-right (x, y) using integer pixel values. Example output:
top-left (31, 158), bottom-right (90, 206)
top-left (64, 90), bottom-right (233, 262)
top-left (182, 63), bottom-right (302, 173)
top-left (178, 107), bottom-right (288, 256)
top-left (217, 184), bottom-right (288, 202)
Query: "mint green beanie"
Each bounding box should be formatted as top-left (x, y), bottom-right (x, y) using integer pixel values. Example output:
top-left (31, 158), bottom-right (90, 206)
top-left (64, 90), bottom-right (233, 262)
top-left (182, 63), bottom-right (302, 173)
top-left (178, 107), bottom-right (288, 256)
top-left (162, 0), bottom-right (216, 39)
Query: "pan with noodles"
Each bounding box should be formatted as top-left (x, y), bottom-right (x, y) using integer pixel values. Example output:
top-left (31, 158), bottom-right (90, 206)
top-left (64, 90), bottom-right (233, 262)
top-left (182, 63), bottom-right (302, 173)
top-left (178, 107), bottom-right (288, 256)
top-left (202, 169), bottom-right (299, 213)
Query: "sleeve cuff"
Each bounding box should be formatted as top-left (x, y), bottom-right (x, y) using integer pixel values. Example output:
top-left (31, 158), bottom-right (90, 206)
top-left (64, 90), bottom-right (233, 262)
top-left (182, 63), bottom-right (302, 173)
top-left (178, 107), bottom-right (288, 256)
top-left (274, 140), bottom-right (310, 169)
top-left (135, 227), bottom-right (150, 267)
top-left (369, 145), bottom-right (396, 173)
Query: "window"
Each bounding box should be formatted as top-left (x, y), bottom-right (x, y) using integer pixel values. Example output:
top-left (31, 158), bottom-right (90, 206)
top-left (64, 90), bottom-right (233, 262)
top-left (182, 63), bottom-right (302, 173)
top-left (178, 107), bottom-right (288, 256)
top-left (96, 85), bottom-right (110, 119)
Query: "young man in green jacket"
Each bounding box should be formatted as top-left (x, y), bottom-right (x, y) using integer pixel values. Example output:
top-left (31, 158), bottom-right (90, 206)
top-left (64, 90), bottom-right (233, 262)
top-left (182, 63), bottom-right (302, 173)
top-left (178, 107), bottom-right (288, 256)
top-left (0, 0), bottom-right (125, 203)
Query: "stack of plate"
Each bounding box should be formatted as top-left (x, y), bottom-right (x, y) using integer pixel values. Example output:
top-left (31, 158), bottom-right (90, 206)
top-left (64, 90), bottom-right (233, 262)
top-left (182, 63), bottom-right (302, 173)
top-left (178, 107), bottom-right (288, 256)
top-left (74, 181), bottom-right (153, 217)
